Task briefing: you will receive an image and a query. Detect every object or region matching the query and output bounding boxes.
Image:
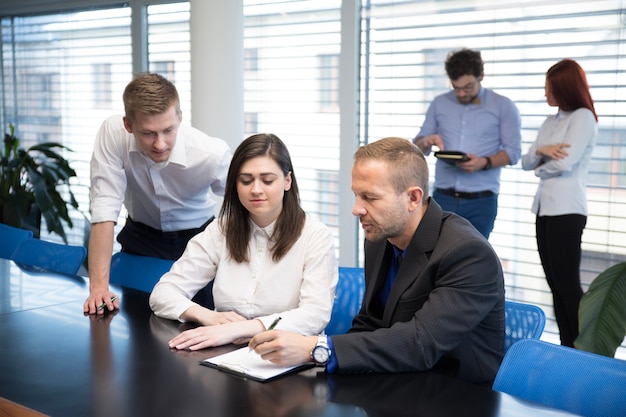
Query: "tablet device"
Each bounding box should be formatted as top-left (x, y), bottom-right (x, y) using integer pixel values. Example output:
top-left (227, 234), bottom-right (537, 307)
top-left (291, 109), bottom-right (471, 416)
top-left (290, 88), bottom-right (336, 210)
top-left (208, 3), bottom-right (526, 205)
top-left (434, 150), bottom-right (469, 163)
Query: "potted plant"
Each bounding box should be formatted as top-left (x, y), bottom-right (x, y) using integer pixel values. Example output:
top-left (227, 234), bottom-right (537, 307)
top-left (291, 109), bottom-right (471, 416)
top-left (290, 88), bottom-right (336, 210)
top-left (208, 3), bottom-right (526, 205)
top-left (1, 123), bottom-right (79, 243)
top-left (575, 261), bottom-right (626, 357)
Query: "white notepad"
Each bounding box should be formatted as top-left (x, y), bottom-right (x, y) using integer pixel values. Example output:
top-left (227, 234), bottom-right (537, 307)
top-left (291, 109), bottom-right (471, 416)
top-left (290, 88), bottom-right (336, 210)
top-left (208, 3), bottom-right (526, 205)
top-left (200, 346), bottom-right (314, 382)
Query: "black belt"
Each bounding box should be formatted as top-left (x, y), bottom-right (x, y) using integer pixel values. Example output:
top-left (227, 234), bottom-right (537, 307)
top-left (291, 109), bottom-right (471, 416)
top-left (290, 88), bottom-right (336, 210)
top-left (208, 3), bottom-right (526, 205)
top-left (127, 217), bottom-right (214, 240)
top-left (435, 188), bottom-right (495, 199)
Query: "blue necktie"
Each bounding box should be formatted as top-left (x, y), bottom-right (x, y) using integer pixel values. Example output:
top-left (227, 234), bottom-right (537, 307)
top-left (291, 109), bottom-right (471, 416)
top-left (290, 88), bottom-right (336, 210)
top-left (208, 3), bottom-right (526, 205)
top-left (380, 250), bottom-right (403, 306)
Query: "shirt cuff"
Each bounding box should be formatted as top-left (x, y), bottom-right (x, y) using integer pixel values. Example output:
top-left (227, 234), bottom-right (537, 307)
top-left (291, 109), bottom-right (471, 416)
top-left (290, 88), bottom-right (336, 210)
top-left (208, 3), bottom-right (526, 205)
top-left (257, 314), bottom-right (281, 331)
top-left (326, 336), bottom-right (338, 373)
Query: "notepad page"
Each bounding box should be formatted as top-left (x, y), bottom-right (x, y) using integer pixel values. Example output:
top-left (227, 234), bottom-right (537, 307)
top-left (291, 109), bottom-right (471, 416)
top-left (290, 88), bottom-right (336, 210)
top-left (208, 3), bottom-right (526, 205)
top-left (202, 347), bottom-right (305, 380)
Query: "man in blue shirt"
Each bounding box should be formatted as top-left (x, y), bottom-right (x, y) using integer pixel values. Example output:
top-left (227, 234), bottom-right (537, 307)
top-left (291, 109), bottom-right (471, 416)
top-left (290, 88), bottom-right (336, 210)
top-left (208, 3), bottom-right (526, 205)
top-left (413, 48), bottom-right (521, 238)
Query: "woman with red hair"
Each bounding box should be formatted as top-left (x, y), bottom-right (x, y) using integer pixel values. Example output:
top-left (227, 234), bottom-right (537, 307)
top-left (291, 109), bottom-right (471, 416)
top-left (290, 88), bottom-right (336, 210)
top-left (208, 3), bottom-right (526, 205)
top-left (522, 59), bottom-right (598, 347)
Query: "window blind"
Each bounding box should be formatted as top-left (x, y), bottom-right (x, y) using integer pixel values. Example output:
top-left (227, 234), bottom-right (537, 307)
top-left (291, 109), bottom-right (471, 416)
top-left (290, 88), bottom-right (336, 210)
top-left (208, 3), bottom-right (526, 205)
top-left (243, 0), bottom-right (343, 251)
top-left (1, 7), bottom-right (133, 248)
top-left (147, 2), bottom-right (191, 119)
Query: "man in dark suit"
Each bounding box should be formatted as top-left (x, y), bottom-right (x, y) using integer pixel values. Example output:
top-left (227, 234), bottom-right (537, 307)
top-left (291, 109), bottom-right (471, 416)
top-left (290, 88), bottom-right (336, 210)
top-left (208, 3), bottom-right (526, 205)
top-left (249, 137), bottom-right (505, 385)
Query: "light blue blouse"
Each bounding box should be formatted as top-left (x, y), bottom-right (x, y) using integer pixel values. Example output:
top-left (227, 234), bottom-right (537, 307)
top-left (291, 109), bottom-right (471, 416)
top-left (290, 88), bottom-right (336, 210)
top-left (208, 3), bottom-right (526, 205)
top-left (521, 108), bottom-right (597, 216)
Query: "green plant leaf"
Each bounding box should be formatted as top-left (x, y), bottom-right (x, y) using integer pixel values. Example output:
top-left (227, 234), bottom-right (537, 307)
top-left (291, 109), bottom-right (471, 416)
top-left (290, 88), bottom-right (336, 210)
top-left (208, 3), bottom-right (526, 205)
top-left (576, 261), bottom-right (626, 357)
top-left (1, 124), bottom-right (81, 243)
top-left (26, 165), bottom-right (73, 243)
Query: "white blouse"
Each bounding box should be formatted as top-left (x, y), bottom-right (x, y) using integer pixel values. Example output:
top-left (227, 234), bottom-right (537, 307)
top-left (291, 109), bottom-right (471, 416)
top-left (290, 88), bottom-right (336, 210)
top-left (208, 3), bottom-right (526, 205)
top-left (521, 108), bottom-right (597, 216)
top-left (149, 214), bottom-right (338, 335)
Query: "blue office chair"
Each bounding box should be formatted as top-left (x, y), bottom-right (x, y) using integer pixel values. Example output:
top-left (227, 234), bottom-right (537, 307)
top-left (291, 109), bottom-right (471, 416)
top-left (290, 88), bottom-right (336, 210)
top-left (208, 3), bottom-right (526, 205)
top-left (493, 339), bottom-right (626, 417)
top-left (504, 300), bottom-right (546, 350)
top-left (325, 267), bottom-right (365, 335)
top-left (11, 238), bottom-right (87, 276)
top-left (109, 252), bottom-right (175, 293)
top-left (0, 223), bottom-right (34, 259)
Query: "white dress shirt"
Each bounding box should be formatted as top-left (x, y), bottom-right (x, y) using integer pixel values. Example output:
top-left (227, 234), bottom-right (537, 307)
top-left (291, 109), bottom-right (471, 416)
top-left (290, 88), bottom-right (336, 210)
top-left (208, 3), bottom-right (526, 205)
top-left (90, 115), bottom-right (231, 231)
top-left (521, 108), bottom-right (597, 216)
top-left (149, 214), bottom-right (338, 335)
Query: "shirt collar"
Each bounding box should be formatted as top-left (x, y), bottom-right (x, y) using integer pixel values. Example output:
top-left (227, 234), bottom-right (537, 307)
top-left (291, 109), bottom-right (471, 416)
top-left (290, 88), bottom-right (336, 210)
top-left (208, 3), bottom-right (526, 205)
top-left (251, 218), bottom-right (276, 237)
top-left (557, 109), bottom-right (572, 119)
top-left (391, 244), bottom-right (406, 261)
top-left (167, 130), bottom-right (187, 167)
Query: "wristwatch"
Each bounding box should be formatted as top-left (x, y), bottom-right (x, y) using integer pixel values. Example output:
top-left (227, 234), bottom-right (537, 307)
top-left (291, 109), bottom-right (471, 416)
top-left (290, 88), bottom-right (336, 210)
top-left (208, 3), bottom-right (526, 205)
top-left (483, 156), bottom-right (492, 171)
top-left (310, 335), bottom-right (331, 366)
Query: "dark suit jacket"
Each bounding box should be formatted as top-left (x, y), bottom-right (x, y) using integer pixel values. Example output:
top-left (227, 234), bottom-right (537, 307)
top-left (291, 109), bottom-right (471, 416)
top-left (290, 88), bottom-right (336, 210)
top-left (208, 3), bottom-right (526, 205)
top-left (332, 198), bottom-right (505, 384)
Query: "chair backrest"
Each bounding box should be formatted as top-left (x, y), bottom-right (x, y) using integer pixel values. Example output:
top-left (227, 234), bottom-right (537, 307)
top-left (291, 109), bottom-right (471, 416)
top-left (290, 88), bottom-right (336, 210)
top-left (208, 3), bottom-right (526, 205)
top-left (493, 339), bottom-right (626, 417)
top-left (504, 300), bottom-right (546, 350)
top-left (11, 238), bottom-right (86, 276)
top-left (0, 223), bottom-right (34, 259)
top-left (325, 266), bottom-right (365, 335)
top-left (109, 252), bottom-right (175, 293)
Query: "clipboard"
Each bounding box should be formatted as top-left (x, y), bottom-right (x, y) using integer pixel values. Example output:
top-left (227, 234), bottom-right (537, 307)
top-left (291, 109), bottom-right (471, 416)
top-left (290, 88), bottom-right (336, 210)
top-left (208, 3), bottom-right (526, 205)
top-left (200, 346), bottom-right (314, 382)
top-left (434, 150), bottom-right (469, 164)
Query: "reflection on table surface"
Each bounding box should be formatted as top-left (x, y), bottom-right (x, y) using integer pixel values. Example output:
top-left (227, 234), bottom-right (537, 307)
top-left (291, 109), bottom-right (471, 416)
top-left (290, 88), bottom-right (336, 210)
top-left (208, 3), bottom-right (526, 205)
top-left (0, 257), bottom-right (87, 314)
top-left (0, 259), bottom-right (579, 417)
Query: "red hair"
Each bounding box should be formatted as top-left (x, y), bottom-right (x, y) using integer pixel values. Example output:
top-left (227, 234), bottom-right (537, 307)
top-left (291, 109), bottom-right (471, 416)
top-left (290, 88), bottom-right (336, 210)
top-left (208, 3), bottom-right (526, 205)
top-left (546, 59), bottom-right (597, 121)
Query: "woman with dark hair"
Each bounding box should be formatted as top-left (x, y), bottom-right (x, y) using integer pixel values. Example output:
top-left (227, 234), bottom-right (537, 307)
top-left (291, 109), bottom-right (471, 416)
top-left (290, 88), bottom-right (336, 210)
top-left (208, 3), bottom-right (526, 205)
top-left (521, 59), bottom-right (598, 347)
top-left (150, 133), bottom-right (337, 350)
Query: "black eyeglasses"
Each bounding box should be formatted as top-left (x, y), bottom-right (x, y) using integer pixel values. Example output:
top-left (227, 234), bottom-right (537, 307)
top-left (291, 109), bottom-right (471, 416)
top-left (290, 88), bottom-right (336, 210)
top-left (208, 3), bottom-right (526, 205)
top-left (450, 82), bottom-right (477, 93)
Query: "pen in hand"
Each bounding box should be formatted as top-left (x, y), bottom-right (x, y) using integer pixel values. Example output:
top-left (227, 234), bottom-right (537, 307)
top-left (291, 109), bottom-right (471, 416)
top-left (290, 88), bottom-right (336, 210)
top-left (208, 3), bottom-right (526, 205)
top-left (248, 317), bottom-right (282, 354)
top-left (267, 316), bottom-right (282, 330)
top-left (97, 296), bottom-right (117, 312)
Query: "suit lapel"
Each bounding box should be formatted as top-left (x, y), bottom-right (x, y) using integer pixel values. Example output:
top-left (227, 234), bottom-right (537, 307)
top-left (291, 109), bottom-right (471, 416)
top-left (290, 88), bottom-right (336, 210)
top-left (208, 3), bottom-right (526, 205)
top-left (382, 198), bottom-right (444, 323)
top-left (362, 240), bottom-right (392, 311)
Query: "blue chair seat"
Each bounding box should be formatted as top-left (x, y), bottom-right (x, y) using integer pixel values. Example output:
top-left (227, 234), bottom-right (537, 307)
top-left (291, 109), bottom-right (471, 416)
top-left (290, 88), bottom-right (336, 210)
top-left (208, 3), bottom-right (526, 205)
top-left (11, 238), bottom-right (86, 276)
top-left (493, 339), bottom-right (626, 417)
top-left (109, 252), bottom-right (175, 293)
top-left (0, 223), bottom-right (34, 259)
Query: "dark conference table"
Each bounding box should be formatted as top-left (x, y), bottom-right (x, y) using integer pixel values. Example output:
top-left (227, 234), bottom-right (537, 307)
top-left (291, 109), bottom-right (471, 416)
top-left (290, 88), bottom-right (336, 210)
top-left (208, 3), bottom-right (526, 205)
top-left (0, 257), bottom-right (578, 417)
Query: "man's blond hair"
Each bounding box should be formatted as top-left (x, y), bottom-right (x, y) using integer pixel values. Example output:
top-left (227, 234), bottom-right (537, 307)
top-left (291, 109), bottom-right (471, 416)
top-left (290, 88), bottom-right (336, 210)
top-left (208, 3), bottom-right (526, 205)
top-left (123, 73), bottom-right (180, 122)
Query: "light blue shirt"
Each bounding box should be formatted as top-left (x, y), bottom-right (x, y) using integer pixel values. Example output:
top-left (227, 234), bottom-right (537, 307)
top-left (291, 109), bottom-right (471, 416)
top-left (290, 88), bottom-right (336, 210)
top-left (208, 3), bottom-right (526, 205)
top-left (521, 108), bottom-right (597, 216)
top-left (417, 87), bottom-right (522, 193)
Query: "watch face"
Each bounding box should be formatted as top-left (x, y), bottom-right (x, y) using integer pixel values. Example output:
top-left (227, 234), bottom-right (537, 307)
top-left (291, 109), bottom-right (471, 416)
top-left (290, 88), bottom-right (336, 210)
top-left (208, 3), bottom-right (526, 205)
top-left (313, 345), bottom-right (330, 364)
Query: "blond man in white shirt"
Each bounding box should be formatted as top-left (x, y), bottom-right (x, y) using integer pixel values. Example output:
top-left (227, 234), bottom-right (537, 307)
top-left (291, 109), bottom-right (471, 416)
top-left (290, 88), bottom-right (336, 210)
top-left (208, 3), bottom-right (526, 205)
top-left (85, 73), bottom-right (231, 315)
